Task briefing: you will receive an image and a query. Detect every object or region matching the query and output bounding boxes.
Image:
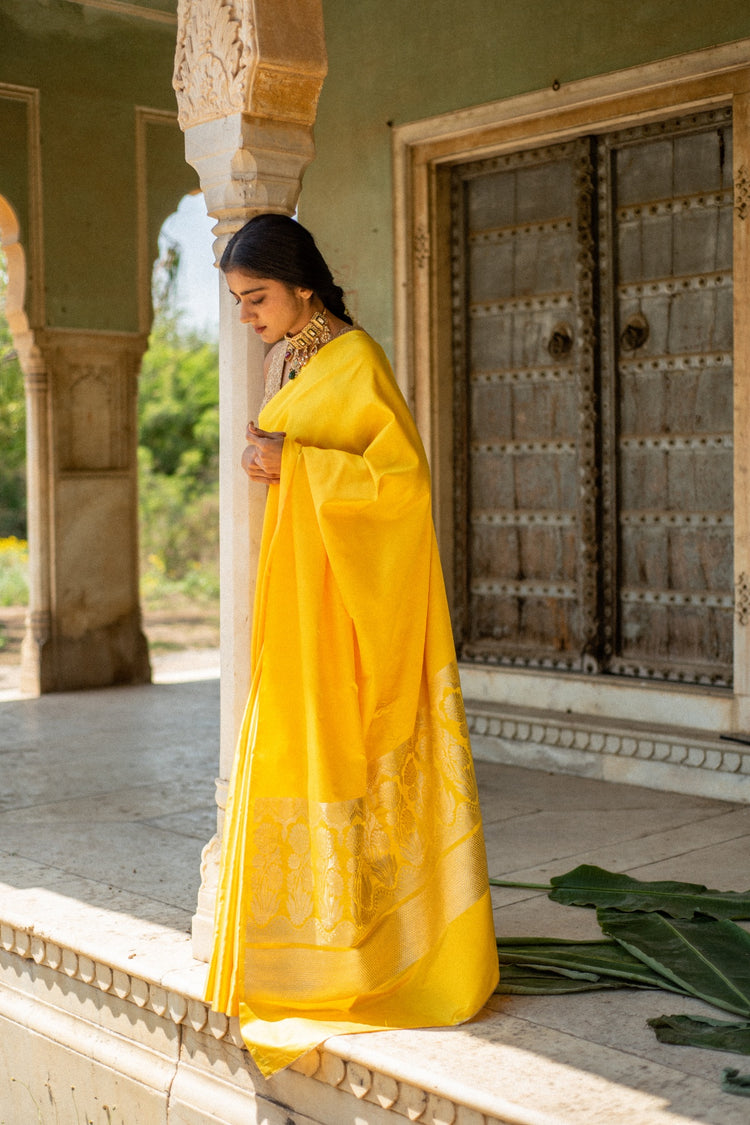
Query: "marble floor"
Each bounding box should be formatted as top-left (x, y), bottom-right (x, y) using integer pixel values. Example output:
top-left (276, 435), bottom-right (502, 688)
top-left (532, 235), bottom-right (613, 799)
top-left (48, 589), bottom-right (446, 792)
top-left (2, 658), bottom-right (750, 1123)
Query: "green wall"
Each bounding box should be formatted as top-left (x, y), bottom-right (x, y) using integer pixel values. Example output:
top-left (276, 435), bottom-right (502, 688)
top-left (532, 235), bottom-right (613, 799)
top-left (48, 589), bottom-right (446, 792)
top-left (4, 0), bottom-right (749, 342)
top-left (302, 0), bottom-right (750, 358)
top-left (0, 0), bottom-right (194, 332)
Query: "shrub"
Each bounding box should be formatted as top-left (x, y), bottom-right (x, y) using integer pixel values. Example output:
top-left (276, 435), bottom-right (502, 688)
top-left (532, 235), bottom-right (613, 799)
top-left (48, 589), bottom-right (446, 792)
top-left (0, 536), bottom-right (29, 606)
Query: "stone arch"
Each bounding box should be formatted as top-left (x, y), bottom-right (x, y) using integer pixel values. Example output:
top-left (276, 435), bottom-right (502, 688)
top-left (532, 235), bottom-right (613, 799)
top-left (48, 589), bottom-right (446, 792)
top-left (0, 193), bottom-right (52, 695)
top-left (0, 194), bottom-right (41, 372)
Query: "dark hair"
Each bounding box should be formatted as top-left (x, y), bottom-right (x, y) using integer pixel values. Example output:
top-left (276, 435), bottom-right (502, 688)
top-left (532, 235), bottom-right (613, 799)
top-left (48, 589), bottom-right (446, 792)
top-left (220, 213), bottom-right (353, 325)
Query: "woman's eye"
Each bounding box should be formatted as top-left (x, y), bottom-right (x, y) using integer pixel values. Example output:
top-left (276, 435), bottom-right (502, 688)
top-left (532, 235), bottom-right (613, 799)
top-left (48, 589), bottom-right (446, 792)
top-left (251, 297), bottom-right (264, 307)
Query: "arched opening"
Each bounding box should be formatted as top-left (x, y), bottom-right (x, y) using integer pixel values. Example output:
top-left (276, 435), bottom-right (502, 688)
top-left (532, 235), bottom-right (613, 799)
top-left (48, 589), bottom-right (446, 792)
top-left (0, 199), bottom-right (30, 698)
top-left (138, 192), bottom-right (221, 680)
top-left (0, 190), bottom-right (222, 696)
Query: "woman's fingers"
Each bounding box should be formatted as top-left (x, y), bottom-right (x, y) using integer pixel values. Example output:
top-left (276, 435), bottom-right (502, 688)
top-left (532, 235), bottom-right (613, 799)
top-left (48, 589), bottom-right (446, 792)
top-left (246, 421), bottom-right (286, 442)
top-left (241, 425), bottom-right (284, 482)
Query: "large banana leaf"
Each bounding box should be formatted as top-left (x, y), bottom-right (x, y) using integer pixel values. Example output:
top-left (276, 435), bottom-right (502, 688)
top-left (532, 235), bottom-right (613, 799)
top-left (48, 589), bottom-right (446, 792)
top-left (495, 936), bottom-right (691, 993)
top-left (723, 1069), bottom-right (750, 1097)
top-left (548, 864), bottom-right (750, 920)
top-left (495, 963), bottom-right (644, 995)
top-left (649, 1014), bottom-right (750, 1055)
top-left (599, 908), bottom-right (750, 1017)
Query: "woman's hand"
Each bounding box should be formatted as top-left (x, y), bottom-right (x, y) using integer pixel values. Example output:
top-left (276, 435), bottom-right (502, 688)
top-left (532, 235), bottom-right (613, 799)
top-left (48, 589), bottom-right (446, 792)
top-left (242, 422), bottom-right (286, 483)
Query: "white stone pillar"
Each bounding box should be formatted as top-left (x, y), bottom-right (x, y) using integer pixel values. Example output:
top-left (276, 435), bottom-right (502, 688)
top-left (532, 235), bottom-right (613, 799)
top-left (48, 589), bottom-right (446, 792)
top-left (19, 357), bottom-right (52, 696)
top-left (172, 0), bottom-right (327, 959)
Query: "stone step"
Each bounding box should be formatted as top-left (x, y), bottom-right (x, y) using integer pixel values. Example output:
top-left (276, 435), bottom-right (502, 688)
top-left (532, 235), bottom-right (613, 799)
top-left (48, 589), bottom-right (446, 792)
top-left (465, 697), bottom-right (750, 803)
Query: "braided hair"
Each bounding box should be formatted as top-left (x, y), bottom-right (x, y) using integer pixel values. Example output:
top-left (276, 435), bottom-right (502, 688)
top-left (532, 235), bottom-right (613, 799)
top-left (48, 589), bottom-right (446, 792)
top-left (220, 213), bottom-right (353, 325)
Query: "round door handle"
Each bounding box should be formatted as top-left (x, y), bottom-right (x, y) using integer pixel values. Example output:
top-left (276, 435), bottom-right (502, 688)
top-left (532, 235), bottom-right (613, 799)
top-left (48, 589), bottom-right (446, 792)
top-left (548, 323), bottom-right (574, 358)
top-left (620, 313), bottom-right (649, 351)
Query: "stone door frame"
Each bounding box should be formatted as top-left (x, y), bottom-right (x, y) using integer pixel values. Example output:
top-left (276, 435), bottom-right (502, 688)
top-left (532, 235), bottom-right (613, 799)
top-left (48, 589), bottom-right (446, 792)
top-left (393, 39), bottom-right (750, 737)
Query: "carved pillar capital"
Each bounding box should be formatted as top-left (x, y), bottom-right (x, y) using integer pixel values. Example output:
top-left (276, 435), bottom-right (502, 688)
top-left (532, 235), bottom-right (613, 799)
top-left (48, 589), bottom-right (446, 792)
top-left (173, 0), bottom-right (326, 132)
top-left (174, 0), bottom-right (327, 239)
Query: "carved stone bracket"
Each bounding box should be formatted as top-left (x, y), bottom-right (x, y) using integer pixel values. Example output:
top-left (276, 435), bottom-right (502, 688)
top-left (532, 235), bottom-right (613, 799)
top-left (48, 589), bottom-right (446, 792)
top-left (173, 0), bottom-right (254, 129)
top-left (173, 0), bottom-right (327, 132)
top-left (174, 0), bottom-right (327, 245)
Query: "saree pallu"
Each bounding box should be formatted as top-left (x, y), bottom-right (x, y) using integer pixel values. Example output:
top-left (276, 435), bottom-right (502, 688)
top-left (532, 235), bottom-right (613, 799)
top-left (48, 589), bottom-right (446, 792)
top-left (205, 330), bottom-right (498, 1076)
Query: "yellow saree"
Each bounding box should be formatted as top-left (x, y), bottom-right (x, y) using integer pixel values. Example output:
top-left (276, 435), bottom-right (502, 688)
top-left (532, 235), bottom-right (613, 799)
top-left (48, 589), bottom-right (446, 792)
top-left (205, 330), bottom-right (498, 1076)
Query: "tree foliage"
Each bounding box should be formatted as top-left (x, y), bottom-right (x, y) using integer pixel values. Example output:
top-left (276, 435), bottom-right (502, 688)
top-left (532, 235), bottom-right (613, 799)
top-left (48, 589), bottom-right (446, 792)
top-left (137, 311), bottom-right (219, 585)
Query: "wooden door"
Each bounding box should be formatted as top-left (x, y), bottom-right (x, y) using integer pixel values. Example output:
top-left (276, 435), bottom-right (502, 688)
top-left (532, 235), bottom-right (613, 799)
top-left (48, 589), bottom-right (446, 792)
top-left (600, 115), bottom-right (734, 684)
top-left (451, 107), bottom-right (734, 686)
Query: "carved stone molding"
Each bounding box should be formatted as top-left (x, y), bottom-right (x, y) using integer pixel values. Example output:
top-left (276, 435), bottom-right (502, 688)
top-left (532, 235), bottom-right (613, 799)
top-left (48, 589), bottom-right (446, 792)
top-left (36, 328), bottom-right (147, 475)
top-left (0, 925), bottom-right (506, 1125)
top-left (414, 224), bottom-right (430, 268)
top-left (173, 0), bottom-right (255, 130)
top-left (173, 0), bottom-right (327, 132)
top-left (466, 707), bottom-right (750, 777)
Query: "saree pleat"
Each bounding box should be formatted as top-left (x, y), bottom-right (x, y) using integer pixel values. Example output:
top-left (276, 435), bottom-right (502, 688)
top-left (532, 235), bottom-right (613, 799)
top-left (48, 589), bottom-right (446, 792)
top-left (205, 331), bottom-right (498, 1075)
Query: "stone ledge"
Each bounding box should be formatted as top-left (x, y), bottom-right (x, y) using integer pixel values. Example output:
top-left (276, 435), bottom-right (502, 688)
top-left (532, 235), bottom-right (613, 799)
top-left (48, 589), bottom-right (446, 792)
top-left (0, 863), bottom-right (745, 1123)
top-left (465, 699), bottom-right (750, 802)
top-left (0, 922), bottom-right (710, 1125)
top-left (0, 904), bottom-right (519, 1125)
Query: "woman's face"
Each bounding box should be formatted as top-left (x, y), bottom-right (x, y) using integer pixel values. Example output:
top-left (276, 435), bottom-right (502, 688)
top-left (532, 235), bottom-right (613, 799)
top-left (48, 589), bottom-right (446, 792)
top-left (224, 270), bottom-right (316, 344)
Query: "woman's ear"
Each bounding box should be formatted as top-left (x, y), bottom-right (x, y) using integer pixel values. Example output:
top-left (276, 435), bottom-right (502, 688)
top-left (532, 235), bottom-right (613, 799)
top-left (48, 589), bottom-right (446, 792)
top-left (296, 287), bottom-right (314, 301)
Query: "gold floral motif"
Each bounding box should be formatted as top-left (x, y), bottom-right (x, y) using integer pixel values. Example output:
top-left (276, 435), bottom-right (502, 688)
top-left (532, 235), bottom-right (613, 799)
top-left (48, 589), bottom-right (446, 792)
top-left (244, 663), bottom-right (483, 946)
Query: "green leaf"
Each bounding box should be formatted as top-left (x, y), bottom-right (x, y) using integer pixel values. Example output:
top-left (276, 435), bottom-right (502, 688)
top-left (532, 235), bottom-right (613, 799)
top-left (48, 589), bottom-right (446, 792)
top-left (598, 908), bottom-right (750, 1017)
top-left (495, 963), bottom-right (641, 995)
top-left (649, 1014), bottom-right (750, 1055)
top-left (496, 936), bottom-right (690, 993)
top-left (489, 878), bottom-right (552, 891)
top-left (549, 864), bottom-right (750, 920)
top-left (723, 1069), bottom-right (750, 1097)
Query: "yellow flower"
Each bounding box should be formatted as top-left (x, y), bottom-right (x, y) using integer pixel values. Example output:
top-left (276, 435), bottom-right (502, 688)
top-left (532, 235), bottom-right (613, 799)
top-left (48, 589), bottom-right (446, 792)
top-left (0, 536), bottom-right (28, 555)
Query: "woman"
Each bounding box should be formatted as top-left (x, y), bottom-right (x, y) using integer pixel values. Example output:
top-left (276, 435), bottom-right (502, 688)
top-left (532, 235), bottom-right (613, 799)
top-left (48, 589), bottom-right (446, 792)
top-left (205, 213), bottom-right (498, 1077)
